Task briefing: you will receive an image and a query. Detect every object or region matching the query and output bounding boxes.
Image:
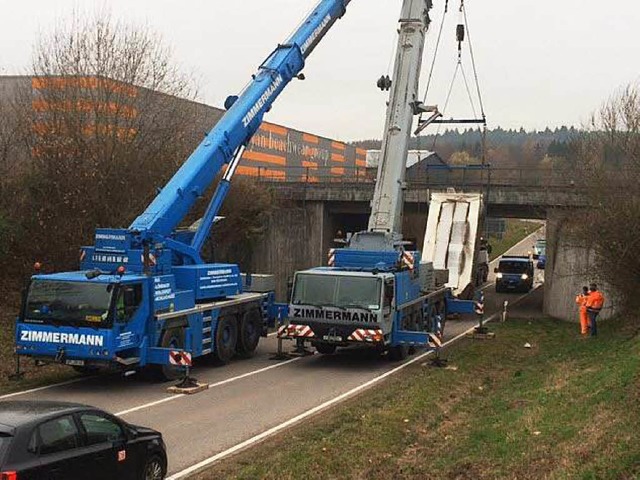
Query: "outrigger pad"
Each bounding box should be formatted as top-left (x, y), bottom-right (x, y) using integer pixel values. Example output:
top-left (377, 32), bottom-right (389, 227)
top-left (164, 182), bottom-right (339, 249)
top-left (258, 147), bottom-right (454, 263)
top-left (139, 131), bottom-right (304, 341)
top-left (167, 378), bottom-right (208, 395)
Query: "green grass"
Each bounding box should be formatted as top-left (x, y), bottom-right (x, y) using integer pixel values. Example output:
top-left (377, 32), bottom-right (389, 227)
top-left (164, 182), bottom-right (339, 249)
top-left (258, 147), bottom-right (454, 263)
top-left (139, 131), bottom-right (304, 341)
top-left (489, 220), bottom-right (542, 260)
top-left (196, 317), bottom-right (640, 480)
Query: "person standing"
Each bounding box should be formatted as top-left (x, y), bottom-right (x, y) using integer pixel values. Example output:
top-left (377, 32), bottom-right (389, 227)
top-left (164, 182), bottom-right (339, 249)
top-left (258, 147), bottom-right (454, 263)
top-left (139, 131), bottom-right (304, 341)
top-left (575, 286), bottom-right (590, 336)
top-left (585, 283), bottom-right (605, 337)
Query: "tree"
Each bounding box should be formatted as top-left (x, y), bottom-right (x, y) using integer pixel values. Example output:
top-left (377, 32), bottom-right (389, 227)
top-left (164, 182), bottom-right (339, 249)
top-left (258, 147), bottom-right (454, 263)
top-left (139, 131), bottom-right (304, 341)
top-left (569, 83), bottom-right (640, 315)
top-left (8, 11), bottom-right (201, 271)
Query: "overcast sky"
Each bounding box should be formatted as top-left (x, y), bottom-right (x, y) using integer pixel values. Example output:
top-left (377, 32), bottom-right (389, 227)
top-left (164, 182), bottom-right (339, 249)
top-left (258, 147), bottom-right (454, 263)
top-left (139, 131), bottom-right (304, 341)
top-left (2, 0), bottom-right (639, 141)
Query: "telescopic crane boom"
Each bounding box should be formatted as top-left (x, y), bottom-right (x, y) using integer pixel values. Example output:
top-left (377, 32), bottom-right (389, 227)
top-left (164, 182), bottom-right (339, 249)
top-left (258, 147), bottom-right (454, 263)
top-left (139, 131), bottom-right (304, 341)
top-left (130, 0), bottom-right (353, 264)
top-left (368, 0), bottom-right (432, 238)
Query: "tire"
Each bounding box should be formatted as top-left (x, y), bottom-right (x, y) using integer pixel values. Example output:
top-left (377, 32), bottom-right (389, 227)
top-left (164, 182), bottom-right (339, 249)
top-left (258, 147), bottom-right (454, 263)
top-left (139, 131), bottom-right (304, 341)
top-left (142, 454), bottom-right (165, 480)
top-left (388, 345), bottom-right (409, 361)
top-left (315, 343), bottom-right (337, 355)
top-left (236, 308), bottom-right (262, 357)
top-left (215, 315), bottom-right (238, 364)
top-left (72, 366), bottom-right (99, 376)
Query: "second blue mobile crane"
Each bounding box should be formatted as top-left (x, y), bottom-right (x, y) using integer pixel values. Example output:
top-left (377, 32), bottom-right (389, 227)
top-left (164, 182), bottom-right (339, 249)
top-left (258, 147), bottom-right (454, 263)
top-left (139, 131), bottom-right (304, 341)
top-left (280, 0), bottom-right (477, 359)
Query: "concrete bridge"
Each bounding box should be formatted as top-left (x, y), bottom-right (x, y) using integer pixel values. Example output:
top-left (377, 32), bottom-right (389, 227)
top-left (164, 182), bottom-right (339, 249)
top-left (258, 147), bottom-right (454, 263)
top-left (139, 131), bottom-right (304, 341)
top-left (247, 166), bottom-right (599, 322)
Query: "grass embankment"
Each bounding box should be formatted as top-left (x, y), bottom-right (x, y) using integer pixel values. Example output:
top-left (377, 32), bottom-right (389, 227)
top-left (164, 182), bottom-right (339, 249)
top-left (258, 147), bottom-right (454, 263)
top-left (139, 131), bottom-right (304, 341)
top-left (198, 317), bottom-right (640, 480)
top-left (489, 219), bottom-right (542, 260)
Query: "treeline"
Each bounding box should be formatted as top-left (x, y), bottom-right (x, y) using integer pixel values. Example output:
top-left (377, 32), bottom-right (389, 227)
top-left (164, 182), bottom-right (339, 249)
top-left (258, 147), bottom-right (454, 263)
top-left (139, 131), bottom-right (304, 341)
top-left (351, 126), bottom-right (581, 167)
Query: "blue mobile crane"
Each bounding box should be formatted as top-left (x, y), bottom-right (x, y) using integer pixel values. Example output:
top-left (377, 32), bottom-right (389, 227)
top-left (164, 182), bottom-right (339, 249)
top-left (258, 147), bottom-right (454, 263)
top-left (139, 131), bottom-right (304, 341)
top-left (280, 0), bottom-right (477, 359)
top-left (14, 0), bottom-right (354, 379)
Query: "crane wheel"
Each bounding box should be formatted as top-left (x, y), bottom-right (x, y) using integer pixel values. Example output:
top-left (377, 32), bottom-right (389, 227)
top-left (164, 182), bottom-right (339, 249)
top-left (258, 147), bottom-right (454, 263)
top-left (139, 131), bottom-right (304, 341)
top-left (314, 343), bottom-right (337, 355)
top-left (388, 345), bottom-right (409, 361)
top-left (236, 308), bottom-right (262, 358)
top-left (215, 315), bottom-right (238, 364)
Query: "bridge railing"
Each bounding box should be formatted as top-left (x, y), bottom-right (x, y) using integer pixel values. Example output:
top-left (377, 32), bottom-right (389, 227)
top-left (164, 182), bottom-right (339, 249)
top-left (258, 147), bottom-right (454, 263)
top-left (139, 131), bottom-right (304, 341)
top-left (251, 165), bottom-right (585, 189)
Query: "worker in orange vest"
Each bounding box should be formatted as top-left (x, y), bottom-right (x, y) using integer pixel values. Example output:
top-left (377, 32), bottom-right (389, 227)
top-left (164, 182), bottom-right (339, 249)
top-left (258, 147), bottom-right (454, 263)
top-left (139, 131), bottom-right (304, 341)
top-left (585, 283), bottom-right (605, 337)
top-left (575, 286), bottom-right (590, 335)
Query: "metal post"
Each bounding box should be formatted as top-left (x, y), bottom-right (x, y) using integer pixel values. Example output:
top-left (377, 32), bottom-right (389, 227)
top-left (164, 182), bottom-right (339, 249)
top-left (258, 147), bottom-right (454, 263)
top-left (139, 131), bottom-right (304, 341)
top-left (502, 300), bottom-right (509, 322)
top-left (270, 309), bottom-right (291, 360)
top-left (8, 354), bottom-right (25, 381)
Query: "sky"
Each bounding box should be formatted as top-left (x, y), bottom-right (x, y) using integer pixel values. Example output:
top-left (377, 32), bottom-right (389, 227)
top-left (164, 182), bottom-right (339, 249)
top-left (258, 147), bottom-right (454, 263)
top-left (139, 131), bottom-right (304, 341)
top-left (1, 0), bottom-right (640, 141)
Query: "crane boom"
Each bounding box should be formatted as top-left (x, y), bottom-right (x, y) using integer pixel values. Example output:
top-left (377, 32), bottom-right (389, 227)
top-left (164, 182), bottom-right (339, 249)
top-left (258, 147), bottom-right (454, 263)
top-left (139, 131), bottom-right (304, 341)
top-left (368, 0), bottom-right (431, 238)
top-left (130, 0), bottom-right (352, 251)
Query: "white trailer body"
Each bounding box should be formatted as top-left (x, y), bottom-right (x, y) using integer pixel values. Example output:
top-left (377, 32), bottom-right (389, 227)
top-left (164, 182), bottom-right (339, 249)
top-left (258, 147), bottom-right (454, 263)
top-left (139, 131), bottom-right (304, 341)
top-left (421, 192), bottom-right (483, 295)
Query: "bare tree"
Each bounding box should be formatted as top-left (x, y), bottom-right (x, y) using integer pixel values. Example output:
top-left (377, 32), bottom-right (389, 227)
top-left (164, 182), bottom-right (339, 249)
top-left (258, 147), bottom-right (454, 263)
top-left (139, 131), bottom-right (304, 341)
top-left (9, 10), bottom-right (201, 271)
top-left (570, 83), bottom-right (640, 316)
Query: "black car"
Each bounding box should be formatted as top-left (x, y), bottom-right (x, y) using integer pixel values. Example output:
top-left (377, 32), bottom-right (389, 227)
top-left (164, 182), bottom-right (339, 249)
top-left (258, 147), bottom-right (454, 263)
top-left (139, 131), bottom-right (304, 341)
top-left (0, 400), bottom-right (166, 480)
top-left (494, 256), bottom-right (534, 293)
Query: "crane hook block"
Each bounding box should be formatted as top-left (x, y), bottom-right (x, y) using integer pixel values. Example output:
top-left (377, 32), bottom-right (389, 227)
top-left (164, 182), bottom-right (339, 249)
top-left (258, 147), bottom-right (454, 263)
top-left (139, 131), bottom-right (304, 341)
top-left (377, 75), bottom-right (392, 91)
top-left (456, 24), bottom-right (465, 43)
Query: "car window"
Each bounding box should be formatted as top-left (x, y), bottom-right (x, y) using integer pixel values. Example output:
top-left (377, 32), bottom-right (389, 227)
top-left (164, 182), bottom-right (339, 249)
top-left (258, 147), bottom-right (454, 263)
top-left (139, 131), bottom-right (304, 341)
top-left (79, 413), bottom-right (124, 445)
top-left (37, 415), bottom-right (80, 455)
top-left (0, 434), bottom-right (12, 459)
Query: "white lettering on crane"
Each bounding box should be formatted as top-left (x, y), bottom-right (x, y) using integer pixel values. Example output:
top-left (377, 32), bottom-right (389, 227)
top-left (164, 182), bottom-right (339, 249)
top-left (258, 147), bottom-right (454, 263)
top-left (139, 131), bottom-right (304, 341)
top-left (300, 14), bottom-right (332, 55)
top-left (242, 74), bottom-right (284, 128)
top-left (20, 330), bottom-right (104, 347)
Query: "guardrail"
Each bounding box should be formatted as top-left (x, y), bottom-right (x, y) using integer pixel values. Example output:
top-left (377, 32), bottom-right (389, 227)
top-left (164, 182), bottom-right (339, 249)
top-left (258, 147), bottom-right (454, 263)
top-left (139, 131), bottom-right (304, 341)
top-left (251, 165), bottom-right (588, 189)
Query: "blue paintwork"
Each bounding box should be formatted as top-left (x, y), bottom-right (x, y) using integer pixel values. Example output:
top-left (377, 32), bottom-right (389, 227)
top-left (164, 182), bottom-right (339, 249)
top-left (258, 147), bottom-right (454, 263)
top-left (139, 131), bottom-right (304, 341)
top-left (15, 0), bottom-right (353, 370)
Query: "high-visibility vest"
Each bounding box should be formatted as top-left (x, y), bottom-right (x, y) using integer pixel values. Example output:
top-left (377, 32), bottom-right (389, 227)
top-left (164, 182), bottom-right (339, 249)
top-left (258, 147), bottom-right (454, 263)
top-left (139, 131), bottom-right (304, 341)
top-left (586, 291), bottom-right (605, 311)
top-left (575, 293), bottom-right (588, 309)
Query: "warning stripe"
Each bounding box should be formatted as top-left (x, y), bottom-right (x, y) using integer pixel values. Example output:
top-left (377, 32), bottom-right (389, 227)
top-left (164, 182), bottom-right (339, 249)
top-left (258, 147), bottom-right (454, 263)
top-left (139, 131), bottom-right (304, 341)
top-left (402, 251), bottom-right (415, 270)
top-left (475, 293), bottom-right (485, 315)
top-left (279, 324), bottom-right (315, 338)
top-left (328, 249), bottom-right (336, 266)
top-left (140, 253), bottom-right (157, 266)
top-left (169, 350), bottom-right (192, 366)
top-left (347, 329), bottom-right (383, 342)
top-left (428, 333), bottom-right (442, 347)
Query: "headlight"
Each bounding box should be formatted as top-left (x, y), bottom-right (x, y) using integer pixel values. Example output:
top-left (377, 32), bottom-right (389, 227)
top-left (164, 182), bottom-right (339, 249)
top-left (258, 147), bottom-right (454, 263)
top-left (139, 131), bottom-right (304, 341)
top-left (496, 273), bottom-right (503, 279)
top-left (521, 274), bottom-right (529, 280)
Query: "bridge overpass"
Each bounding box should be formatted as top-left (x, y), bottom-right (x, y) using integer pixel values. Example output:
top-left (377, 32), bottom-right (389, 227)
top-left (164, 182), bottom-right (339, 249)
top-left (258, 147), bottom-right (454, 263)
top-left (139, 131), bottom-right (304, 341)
top-left (245, 165), bottom-right (601, 322)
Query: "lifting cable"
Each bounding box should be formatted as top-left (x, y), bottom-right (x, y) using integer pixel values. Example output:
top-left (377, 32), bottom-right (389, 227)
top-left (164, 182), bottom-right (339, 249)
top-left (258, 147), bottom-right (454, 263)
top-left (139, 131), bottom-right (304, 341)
top-left (418, 0), bottom-right (487, 163)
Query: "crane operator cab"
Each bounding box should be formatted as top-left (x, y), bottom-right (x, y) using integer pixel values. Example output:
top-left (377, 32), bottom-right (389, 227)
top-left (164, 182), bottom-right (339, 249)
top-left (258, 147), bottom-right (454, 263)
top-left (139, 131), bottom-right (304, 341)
top-left (287, 269), bottom-right (395, 350)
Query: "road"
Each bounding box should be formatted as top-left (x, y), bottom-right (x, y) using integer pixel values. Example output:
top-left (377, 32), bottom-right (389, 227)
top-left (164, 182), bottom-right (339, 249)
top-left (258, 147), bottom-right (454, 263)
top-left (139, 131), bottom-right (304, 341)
top-left (0, 227), bottom-right (545, 478)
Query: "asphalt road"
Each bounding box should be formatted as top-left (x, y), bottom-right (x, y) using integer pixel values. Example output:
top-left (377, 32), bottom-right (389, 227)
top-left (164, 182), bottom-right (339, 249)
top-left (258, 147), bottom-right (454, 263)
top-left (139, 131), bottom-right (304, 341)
top-left (1, 226), bottom-right (546, 477)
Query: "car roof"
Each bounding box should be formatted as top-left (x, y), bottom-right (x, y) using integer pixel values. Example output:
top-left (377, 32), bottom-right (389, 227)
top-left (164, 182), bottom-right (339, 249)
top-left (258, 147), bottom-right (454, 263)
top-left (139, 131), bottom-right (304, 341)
top-left (0, 401), bottom-right (96, 428)
top-left (500, 256), bottom-right (530, 262)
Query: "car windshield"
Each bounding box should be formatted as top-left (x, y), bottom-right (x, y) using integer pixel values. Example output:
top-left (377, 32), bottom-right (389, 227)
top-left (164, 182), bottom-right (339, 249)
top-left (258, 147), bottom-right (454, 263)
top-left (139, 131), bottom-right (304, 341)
top-left (25, 280), bottom-right (113, 326)
top-left (499, 261), bottom-right (529, 274)
top-left (292, 274), bottom-right (381, 310)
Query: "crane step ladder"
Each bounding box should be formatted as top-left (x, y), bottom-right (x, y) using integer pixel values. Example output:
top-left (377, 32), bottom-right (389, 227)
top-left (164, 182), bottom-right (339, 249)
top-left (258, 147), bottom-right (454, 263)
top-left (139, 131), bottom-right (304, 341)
top-left (201, 315), bottom-right (213, 355)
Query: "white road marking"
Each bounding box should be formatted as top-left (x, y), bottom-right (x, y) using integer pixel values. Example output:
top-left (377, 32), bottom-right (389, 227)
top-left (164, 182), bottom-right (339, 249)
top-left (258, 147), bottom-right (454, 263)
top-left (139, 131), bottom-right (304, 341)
top-left (0, 334), bottom-right (282, 400)
top-left (166, 287), bottom-right (539, 480)
top-left (115, 357), bottom-right (300, 417)
top-left (0, 376), bottom-right (94, 400)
